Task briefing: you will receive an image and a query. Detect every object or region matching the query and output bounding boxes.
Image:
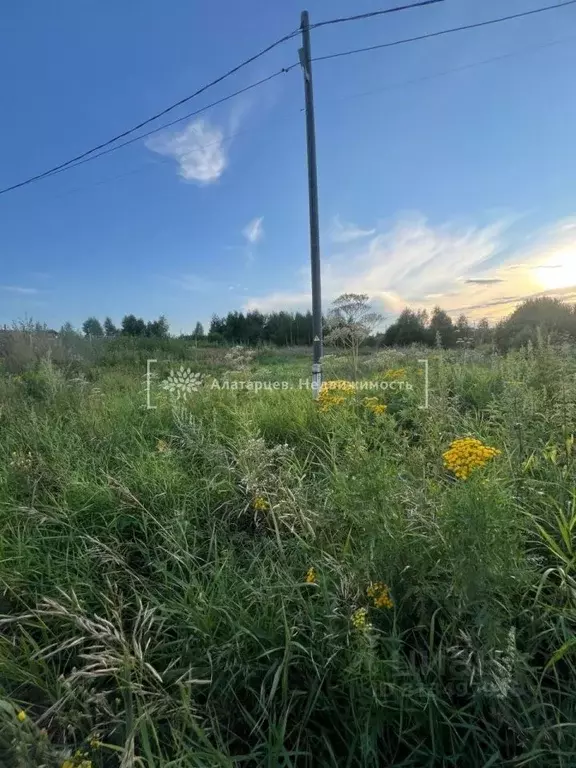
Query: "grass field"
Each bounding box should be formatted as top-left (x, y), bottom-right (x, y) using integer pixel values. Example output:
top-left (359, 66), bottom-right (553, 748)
top-left (2, 341), bottom-right (576, 766)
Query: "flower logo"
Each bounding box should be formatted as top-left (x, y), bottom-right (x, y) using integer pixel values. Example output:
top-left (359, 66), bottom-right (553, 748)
top-left (161, 367), bottom-right (202, 399)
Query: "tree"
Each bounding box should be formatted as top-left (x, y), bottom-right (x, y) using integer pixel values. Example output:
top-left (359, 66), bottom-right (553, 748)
top-left (192, 321), bottom-right (204, 339)
top-left (494, 297), bottom-right (576, 351)
top-left (325, 293), bottom-right (382, 376)
top-left (428, 306), bottom-right (457, 348)
top-left (103, 317), bottom-right (118, 337)
top-left (383, 308), bottom-right (429, 346)
top-left (146, 315), bottom-right (169, 338)
top-left (121, 314), bottom-right (146, 337)
top-left (82, 317), bottom-right (104, 338)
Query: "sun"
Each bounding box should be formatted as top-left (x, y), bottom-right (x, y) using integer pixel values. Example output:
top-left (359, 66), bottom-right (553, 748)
top-left (533, 249), bottom-right (576, 290)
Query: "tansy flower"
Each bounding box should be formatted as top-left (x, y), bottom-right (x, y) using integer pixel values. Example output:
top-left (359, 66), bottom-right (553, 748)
top-left (443, 437), bottom-right (500, 480)
top-left (366, 582), bottom-right (393, 609)
top-left (351, 607), bottom-right (371, 631)
top-left (253, 496), bottom-right (269, 512)
top-left (362, 396), bottom-right (387, 416)
top-left (305, 567), bottom-right (317, 584)
top-left (16, 710), bottom-right (26, 722)
top-left (317, 380), bottom-right (355, 412)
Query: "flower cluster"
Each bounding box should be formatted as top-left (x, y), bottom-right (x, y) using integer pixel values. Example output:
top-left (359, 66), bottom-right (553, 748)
top-left (362, 396), bottom-right (387, 416)
top-left (384, 368), bottom-right (406, 380)
top-left (156, 439), bottom-right (170, 453)
top-left (317, 380), bottom-right (355, 412)
top-left (366, 581), bottom-right (393, 609)
top-left (351, 607), bottom-right (371, 631)
top-left (305, 567), bottom-right (317, 584)
top-left (443, 437), bottom-right (501, 479)
top-left (253, 496), bottom-right (269, 512)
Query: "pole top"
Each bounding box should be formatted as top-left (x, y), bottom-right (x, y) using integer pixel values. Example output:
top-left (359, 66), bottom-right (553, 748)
top-left (300, 10), bottom-right (309, 27)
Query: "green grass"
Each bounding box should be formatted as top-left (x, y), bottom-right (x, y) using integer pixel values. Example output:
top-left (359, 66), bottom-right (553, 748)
top-left (1, 344), bottom-right (576, 766)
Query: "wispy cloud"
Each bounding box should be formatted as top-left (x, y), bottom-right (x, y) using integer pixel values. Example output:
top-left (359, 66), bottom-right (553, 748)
top-left (330, 215), bottom-right (376, 244)
top-left (244, 214), bottom-right (576, 321)
top-left (243, 217), bottom-right (264, 245)
top-left (145, 119), bottom-right (227, 183)
top-left (1, 285), bottom-right (39, 295)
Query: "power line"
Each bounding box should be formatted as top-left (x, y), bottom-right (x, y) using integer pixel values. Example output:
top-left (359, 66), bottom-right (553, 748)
top-left (0, 33), bottom-right (301, 197)
top-left (13, 29), bottom-right (573, 205)
top-left (310, 0), bottom-right (445, 29)
top-left (0, 0), bottom-right (447, 198)
top-left (37, 69), bottom-right (295, 183)
top-left (312, 0), bottom-right (576, 64)
top-left (3, 0), bottom-right (572, 198)
top-left (323, 35), bottom-right (575, 107)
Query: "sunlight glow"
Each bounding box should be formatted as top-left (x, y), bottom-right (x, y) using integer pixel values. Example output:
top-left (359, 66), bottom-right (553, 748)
top-left (533, 249), bottom-right (576, 290)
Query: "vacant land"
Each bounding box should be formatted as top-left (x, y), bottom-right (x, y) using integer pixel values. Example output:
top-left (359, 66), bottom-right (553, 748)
top-left (1, 342), bottom-right (576, 767)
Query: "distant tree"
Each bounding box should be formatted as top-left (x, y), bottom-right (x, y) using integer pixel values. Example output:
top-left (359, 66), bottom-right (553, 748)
top-left (121, 314), bottom-right (146, 337)
top-left (474, 317), bottom-right (492, 346)
top-left (103, 317), bottom-right (118, 337)
top-left (192, 321), bottom-right (204, 339)
top-left (82, 317), bottom-right (104, 338)
top-left (325, 293), bottom-right (382, 376)
top-left (494, 297), bottom-right (576, 351)
top-left (383, 308), bottom-right (429, 346)
top-left (146, 315), bottom-right (169, 338)
top-left (59, 321), bottom-right (76, 337)
top-left (428, 306), bottom-right (457, 348)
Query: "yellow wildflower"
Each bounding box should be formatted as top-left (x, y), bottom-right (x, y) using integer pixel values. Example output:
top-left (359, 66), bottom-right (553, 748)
top-left (362, 397), bottom-right (387, 416)
top-left (317, 380), bottom-right (355, 412)
top-left (61, 762), bottom-right (74, 768)
top-left (443, 437), bottom-right (501, 480)
top-left (366, 582), bottom-right (393, 609)
top-left (351, 607), bottom-right (371, 630)
top-left (89, 737), bottom-right (101, 748)
top-left (156, 439), bottom-right (169, 453)
top-left (253, 496), bottom-right (269, 512)
top-left (305, 567), bottom-right (317, 584)
top-left (16, 709), bottom-right (26, 722)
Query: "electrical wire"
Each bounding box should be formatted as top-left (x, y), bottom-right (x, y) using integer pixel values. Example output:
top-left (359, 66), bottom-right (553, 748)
top-left (0, 33), bottom-right (301, 196)
top-left (311, 0), bottom-right (576, 64)
top-left (14, 30), bottom-right (574, 204)
top-left (309, 0), bottom-right (445, 29)
top-left (320, 35), bottom-right (575, 107)
top-left (49, 33), bottom-right (575, 201)
top-left (2, 0), bottom-right (573, 198)
top-left (0, 0), bottom-right (448, 197)
top-left (37, 68), bottom-right (296, 182)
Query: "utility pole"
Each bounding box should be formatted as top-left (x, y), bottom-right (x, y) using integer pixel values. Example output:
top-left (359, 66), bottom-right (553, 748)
top-left (299, 10), bottom-right (323, 398)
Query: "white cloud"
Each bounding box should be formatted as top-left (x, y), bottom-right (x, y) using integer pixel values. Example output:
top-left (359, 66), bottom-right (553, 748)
top-left (330, 215), bottom-right (376, 243)
top-left (145, 119), bottom-right (227, 183)
top-left (243, 217), bottom-right (264, 245)
top-left (243, 214), bottom-right (576, 321)
top-left (1, 285), bottom-right (39, 295)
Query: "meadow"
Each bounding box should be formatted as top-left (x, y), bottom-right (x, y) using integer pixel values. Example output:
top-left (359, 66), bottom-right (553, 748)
top-left (1, 339), bottom-right (576, 767)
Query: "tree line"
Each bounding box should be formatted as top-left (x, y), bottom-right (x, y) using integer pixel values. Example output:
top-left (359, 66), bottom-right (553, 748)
top-left (72, 296), bottom-right (576, 350)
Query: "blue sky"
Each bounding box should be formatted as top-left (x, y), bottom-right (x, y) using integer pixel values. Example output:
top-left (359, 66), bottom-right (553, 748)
top-left (1, 0), bottom-right (576, 332)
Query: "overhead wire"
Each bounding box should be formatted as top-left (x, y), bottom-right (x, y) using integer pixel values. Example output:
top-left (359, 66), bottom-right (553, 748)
top-left (311, 0), bottom-right (576, 64)
top-left (2, 0), bottom-right (575, 197)
top-left (0, 0), bottom-right (448, 197)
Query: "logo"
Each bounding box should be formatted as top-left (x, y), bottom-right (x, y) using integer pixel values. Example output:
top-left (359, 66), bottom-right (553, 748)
top-left (161, 367), bottom-right (202, 399)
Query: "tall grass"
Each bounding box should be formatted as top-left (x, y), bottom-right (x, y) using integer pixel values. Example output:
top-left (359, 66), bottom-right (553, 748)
top-left (1, 343), bottom-right (576, 766)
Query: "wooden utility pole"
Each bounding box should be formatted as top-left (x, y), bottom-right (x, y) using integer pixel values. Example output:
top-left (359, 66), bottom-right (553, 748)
top-left (299, 10), bottom-right (323, 397)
